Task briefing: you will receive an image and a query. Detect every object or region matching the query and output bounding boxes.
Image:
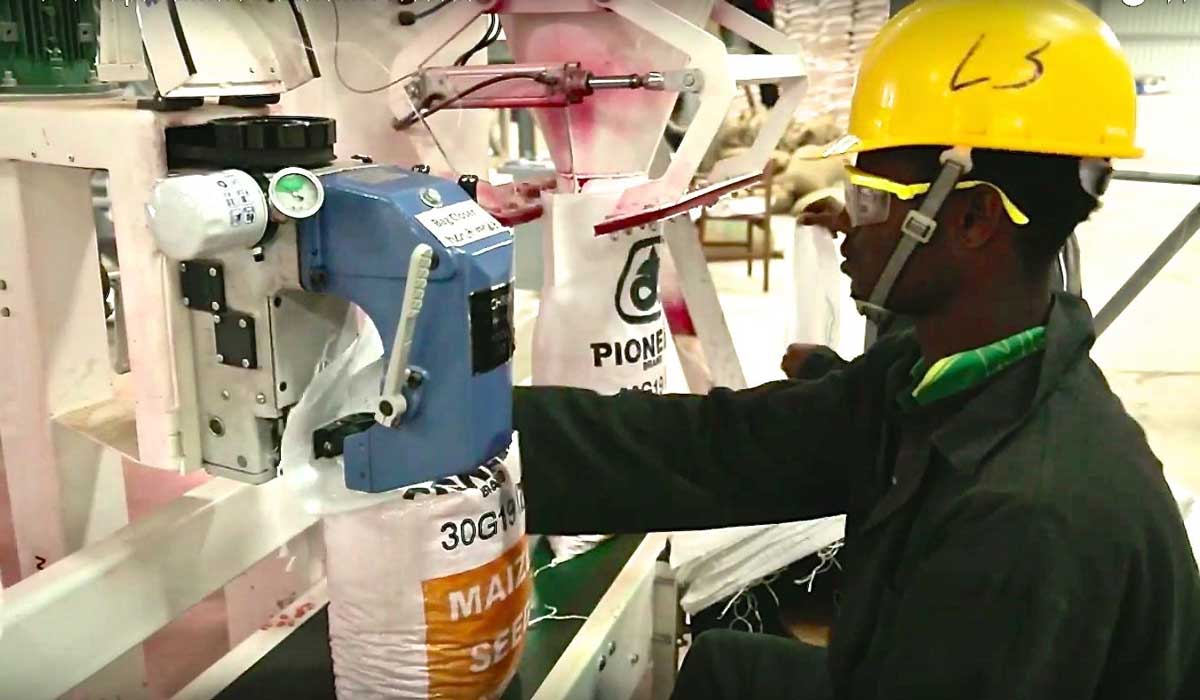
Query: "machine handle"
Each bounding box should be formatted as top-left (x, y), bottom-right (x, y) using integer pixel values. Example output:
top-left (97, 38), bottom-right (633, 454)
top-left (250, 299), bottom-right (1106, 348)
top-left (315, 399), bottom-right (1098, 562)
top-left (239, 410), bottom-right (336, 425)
top-left (376, 244), bottom-right (435, 427)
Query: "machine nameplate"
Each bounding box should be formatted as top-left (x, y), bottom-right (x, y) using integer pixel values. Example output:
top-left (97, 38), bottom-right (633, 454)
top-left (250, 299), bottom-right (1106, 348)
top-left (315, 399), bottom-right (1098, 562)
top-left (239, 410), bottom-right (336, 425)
top-left (469, 282), bottom-right (515, 375)
top-left (416, 200), bottom-right (509, 249)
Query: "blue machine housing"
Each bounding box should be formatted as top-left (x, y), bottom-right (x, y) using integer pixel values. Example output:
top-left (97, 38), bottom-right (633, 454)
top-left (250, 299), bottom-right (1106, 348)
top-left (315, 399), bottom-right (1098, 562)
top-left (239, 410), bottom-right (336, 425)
top-left (297, 167), bottom-right (514, 492)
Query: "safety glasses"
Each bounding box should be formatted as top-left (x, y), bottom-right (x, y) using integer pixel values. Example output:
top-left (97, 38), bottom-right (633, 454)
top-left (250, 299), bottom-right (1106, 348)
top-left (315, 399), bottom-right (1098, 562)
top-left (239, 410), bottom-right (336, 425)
top-left (844, 166), bottom-right (1031, 228)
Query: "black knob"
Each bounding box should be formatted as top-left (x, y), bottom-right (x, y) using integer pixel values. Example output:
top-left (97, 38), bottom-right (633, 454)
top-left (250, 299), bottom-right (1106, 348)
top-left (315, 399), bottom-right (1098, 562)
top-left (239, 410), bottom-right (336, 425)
top-left (397, 11), bottom-right (417, 26)
top-left (458, 174), bottom-right (480, 201)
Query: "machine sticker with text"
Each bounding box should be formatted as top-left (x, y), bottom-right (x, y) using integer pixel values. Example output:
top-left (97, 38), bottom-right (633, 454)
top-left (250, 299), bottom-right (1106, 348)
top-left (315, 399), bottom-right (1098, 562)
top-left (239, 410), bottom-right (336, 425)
top-left (469, 282), bottom-right (515, 375)
top-left (215, 173), bottom-right (259, 228)
top-left (416, 199), bottom-right (510, 249)
top-left (423, 538), bottom-right (532, 697)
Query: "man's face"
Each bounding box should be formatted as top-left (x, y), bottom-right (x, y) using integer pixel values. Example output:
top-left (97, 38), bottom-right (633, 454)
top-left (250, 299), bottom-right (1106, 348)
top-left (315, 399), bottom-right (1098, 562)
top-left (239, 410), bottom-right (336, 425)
top-left (839, 150), bottom-right (961, 314)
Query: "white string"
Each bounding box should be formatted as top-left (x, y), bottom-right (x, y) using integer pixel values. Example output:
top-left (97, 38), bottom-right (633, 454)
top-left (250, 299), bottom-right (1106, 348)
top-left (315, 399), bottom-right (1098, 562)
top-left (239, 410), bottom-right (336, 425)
top-left (532, 559), bottom-right (561, 578)
top-left (793, 540), bottom-right (844, 593)
top-left (714, 568), bottom-right (785, 633)
top-left (717, 584), bottom-right (749, 620)
top-left (528, 605), bottom-right (590, 627)
top-left (526, 558), bottom-right (589, 627)
top-left (716, 585), bottom-right (764, 633)
top-left (762, 573), bottom-right (782, 607)
top-left (329, 0), bottom-right (419, 95)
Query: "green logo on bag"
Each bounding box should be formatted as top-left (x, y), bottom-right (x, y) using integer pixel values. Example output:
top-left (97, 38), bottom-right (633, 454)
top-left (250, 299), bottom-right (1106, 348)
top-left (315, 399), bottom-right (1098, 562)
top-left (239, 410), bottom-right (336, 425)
top-left (615, 236), bottom-right (662, 324)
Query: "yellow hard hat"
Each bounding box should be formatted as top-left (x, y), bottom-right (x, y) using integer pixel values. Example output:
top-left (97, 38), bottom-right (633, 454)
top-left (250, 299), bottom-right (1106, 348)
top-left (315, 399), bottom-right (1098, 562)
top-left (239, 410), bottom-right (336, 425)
top-left (826, 0), bottom-right (1143, 160)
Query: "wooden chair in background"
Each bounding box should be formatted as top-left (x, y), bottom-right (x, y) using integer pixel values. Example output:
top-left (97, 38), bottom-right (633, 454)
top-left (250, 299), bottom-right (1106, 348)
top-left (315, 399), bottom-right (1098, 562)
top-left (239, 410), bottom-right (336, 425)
top-left (696, 161), bottom-right (779, 292)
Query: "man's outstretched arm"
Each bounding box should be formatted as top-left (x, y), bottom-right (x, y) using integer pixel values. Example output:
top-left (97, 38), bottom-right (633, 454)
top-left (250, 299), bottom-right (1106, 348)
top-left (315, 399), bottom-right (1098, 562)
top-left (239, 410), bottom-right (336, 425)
top-left (513, 358), bottom-right (876, 535)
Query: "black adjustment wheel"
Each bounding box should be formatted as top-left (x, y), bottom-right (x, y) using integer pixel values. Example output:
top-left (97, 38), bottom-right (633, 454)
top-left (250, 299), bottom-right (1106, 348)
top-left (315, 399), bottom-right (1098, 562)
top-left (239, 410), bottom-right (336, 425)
top-left (166, 116), bottom-right (337, 170)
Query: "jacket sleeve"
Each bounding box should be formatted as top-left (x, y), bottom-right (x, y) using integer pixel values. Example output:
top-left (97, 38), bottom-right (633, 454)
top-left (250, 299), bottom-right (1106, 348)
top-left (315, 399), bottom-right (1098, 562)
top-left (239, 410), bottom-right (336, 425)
top-left (513, 355), bottom-right (878, 535)
top-left (794, 345), bottom-right (850, 380)
top-left (875, 498), bottom-right (1117, 700)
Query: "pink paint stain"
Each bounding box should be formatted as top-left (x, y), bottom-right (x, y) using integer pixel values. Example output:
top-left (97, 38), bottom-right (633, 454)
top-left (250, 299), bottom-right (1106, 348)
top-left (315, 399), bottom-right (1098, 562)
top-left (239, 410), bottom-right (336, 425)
top-left (504, 12), bottom-right (684, 180)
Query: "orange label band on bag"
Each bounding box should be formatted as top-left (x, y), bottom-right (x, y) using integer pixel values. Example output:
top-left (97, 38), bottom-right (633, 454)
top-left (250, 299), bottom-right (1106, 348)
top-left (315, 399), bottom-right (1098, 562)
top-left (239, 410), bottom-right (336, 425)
top-left (423, 536), bottom-right (532, 697)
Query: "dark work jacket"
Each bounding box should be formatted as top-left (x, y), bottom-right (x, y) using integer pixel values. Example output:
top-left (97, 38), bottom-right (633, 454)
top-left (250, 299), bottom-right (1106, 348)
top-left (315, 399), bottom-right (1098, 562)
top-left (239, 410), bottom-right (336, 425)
top-left (513, 293), bottom-right (1200, 700)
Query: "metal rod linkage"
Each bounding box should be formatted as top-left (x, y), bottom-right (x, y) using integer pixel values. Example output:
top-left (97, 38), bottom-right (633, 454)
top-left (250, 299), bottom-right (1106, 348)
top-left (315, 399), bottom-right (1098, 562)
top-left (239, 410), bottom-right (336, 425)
top-left (1113, 170), bottom-right (1200, 186)
top-left (1094, 199), bottom-right (1200, 336)
top-left (1063, 233), bottom-right (1082, 297)
top-left (586, 74), bottom-right (645, 90)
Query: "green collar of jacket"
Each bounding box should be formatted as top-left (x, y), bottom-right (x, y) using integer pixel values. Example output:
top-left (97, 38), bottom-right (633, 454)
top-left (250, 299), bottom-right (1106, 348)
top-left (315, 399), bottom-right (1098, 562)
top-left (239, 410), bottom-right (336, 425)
top-left (905, 327), bottom-right (1047, 408)
top-left (871, 294), bottom-right (1095, 475)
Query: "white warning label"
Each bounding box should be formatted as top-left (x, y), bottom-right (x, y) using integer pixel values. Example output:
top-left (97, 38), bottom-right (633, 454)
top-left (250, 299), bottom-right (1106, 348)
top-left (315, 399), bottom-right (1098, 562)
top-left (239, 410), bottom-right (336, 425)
top-left (215, 173), bottom-right (259, 228)
top-left (416, 200), bottom-right (509, 249)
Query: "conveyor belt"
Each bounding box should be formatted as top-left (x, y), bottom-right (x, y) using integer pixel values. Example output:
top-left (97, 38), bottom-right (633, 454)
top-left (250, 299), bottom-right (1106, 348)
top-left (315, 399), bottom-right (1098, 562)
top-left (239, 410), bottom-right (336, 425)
top-left (214, 535), bottom-right (644, 700)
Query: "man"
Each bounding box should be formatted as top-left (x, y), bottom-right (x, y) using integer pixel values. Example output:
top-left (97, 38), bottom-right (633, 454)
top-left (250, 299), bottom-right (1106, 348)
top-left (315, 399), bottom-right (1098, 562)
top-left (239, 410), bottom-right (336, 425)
top-left (514, 1), bottom-right (1200, 698)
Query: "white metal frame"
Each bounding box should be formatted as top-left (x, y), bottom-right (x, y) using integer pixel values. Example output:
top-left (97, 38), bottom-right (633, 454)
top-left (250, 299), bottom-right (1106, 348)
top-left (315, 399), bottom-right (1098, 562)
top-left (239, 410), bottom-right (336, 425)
top-left (531, 533), bottom-right (671, 700)
top-left (663, 215), bottom-right (749, 391)
top-left (137, 0), bottom-right (318, 97)
top-left (97, 0), bottom-right (150, 83)
top-left (172, 580), bottom-right (330, 700)
top-left (0, 478), bottom-right (316, 699)
top-left (0, 99), bottom-right (263, 480)
top-left (607, 0), bottom-right (806, 218)
top-left (0, 97), bottom-right (325, 698)
top-left (705, 1), bottom-right (808, 181)
top-left (646, 140), bottom-right (750, 392)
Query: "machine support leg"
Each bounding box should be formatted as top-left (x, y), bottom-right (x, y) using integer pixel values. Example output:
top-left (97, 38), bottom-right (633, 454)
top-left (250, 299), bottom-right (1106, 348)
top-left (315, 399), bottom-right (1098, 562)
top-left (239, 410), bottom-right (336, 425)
top-left (651, 559), bottom-right (681, 699)
top-left (0, 160), bottom-right (148, 696)
top-left (1094, 199), bottom-right (1200, 336)
top-left (664, 216), bottom-right (749, 390)
top-left (0, 162), bottom-right (130, 574)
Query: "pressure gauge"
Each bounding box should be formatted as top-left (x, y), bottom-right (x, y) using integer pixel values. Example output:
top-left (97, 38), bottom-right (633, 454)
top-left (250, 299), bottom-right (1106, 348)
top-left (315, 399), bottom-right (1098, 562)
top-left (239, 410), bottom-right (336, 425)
top-left (268, 167), bottom-right (325, 219)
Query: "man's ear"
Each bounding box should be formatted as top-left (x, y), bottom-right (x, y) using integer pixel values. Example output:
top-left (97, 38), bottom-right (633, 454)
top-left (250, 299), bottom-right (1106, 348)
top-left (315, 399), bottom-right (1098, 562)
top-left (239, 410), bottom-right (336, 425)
top-left (959, 187), bottom-right (1006, 249)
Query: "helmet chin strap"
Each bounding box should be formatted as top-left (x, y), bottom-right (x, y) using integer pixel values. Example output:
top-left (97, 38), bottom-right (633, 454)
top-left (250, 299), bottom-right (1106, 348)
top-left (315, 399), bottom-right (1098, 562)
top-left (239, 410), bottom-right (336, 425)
top-left (860, 147), bottom-right (975, 345)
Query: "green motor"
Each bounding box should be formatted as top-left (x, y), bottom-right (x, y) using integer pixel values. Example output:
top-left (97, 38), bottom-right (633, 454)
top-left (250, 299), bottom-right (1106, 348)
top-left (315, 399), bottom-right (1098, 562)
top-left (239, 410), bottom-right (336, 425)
top-left (0, 0), bottom-right (106, 94)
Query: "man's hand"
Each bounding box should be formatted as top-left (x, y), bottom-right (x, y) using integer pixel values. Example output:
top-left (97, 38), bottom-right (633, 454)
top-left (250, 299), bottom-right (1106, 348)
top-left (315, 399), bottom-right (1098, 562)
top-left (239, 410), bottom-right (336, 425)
top-left (797, 196), bottom-right (849, 234)
top-left (781, 343), bottom-right (828, 379)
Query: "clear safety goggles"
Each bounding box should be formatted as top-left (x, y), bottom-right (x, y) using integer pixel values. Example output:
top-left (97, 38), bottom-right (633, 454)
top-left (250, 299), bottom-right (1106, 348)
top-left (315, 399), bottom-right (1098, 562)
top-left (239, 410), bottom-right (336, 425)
top-left (844, 166), bottom-right (1031, 228)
